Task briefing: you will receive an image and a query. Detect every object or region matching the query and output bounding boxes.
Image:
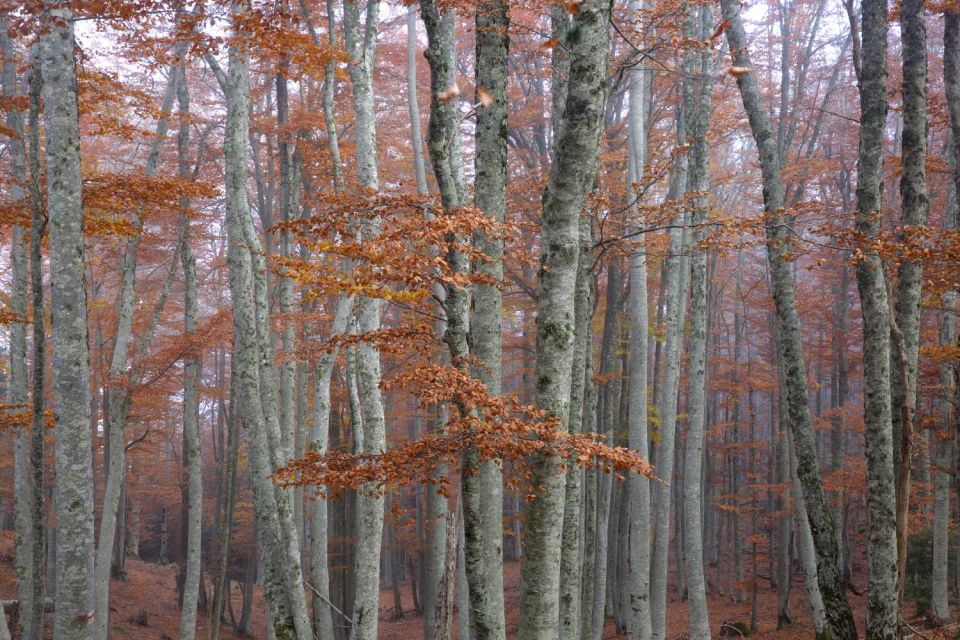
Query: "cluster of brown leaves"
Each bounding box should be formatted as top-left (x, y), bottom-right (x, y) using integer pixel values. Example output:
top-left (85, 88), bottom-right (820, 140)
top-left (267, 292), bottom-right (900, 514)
top-left (276, 362), bottom-right (654, 500)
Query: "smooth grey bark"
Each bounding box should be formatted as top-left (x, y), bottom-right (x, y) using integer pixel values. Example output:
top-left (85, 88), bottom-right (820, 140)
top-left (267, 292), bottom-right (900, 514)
top-left (853, 0), bottom-right (899, 635)
top-left (625, 0), bottom-right (651, 633)
top-left (650, 135), bottom-right (690, 640)
top-left (465, 3), bottom-right (509, 638)
top-left (420, 7), bottom-right (471, 640)
top-left (26, 47), bottom-right (46, 640)
top-left (718, 1), bottom-right (858, 635)
top-left (579, 342), bottom-right (598, 640)
top-left (310, 294), bottom-right (353, 640)
top-left (518, 2), bottom-right (610, 639)
top-left (177, 67), bottom-right (203, 640)
top-left (682, 6), bottom-right (713, 639)
top-left (40, 2), bottom-right (97, 637)
top-left (2, 25), bottom-right (43, 640)
top-left (342, 4), bottom-right (387, 640)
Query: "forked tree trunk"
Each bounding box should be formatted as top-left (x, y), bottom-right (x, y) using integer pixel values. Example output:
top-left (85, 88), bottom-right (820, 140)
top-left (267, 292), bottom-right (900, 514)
top-left (518, 2), bottom-right (610, 638)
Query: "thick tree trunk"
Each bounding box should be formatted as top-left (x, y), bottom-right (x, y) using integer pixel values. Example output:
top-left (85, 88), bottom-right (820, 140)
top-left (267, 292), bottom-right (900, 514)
top-left (518, 2), bottom-right (610, 638)
top-left (465, 3), bottom-right (509, 638)
top-left (853, 0), bottom-right (900, 636)
top-left (718, 2), bottom-right (857, 635)
top-left (39, 2), bottom-right (97, 637)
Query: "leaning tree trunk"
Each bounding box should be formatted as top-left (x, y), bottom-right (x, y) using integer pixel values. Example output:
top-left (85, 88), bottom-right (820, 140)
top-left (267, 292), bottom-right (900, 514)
top-left (853, 0), bottom-right (900, 636)
top-left (682, 6), bottom-right (714, 639)
top-left (208, 3), bottom-right (313, 637)
top-left (718, 1), bottom-right (858, 636)
top-left (517, 2), bottom-right (610, 639)
top-left (177, 65), bottom-right (204, 640)
top-left (464, 3), bottom-right (509, 638)
top-left (39, 2), bottom-right (97, 637)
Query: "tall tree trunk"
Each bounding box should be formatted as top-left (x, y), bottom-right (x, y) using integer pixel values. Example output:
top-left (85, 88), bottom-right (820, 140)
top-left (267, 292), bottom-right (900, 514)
top-left (93, 57), bottom-right (184, 640)
top-left (39, 1), bottom-right (97, 637)
top-left (717, 2), bottom-right (858, 635)
top-left (342, 4), bottom-right (387, 640)
top-left (625, 0), bottom-right (651, 633)
top-left (518, 2), bottom-right (611, 638)
top-left (2, 24), bottom-right (43, 640)
top-left (789, 433), bottom-right (828, 638)
top-left (465, 2), bottom-right (509, 638)
top-left (853, 0), bottom-right (900, 635)
top-left (682, 6), bottom-right (714, 638)
top-left (208, 4), bottom-right (313, 635)
top-left (934, 9), bottom-right (960, 622)
top-left (650, 135), bottom-right (690, 640)
top-left (893, 0), bottom-right (928, 603)
top-left (178, 66), bottom-right (204, 640)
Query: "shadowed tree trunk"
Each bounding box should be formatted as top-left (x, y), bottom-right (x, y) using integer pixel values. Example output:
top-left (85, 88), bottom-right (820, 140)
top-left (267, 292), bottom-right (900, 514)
top-left (853, 0), bottom-right (900, 635)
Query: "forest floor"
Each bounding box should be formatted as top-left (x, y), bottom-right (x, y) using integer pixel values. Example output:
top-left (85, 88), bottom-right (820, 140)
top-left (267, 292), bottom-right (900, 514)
top-left (0, 535), bottom-right (953, 640)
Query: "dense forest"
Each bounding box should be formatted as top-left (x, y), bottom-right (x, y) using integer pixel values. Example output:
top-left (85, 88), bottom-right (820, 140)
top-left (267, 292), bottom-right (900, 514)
top-left (0, 0), bottom-right (957, 638)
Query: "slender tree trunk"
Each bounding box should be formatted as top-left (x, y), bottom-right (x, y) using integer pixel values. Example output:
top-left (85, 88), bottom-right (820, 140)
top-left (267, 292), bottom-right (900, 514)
top-left (2, 25), bottom-right (43, 640)
top-left (208, 4), bottom-right (312, 635)
top-left (93, 57), bottom-right (184, 640)
top-left (682, 6), bottom-right (714, 638)
top-left (934, 10), bottom-right (960, 622)
top-left (518, 2), bottom-right (610, 638)
top-left (650, 139), bottom-right (690, 640)
top-left (342, 4), bottom-right (387, 639)
top-left (718, 2), bottom-right (857, 635)
top-left (853, 0), bottom-right (899, 635)
top-left (789, 433), bottom-right (828, 638)
top-left (624, 0), bottom-right (652, 636)
top-left (893, 0), bottom-right (928, 605)
top-left (40, 2), bottom-right (97, 636)
top-left (178, 66), bottom-right (203, 640)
